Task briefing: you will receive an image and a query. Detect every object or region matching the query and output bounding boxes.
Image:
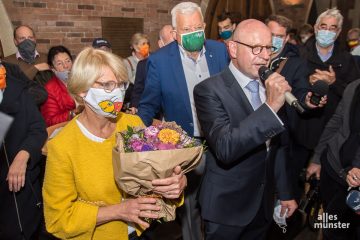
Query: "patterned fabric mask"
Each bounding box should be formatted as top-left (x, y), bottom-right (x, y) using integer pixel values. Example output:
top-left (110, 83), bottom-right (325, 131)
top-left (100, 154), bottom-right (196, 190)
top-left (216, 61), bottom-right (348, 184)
top-left (18, 39), bottom-right (37, 64)
top-left (84, 88), bottom-right (125, 118)
top-left (180, 30), bottom-right (205, 52)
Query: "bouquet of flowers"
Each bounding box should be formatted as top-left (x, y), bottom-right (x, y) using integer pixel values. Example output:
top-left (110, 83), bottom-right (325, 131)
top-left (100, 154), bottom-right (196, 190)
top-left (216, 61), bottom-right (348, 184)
top-left (112, 122), bottom-right (204, 221)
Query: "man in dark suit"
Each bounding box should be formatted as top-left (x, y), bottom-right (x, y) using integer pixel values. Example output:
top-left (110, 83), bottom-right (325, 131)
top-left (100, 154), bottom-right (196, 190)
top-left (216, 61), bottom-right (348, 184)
top-left (193, 19), bottom-right (297, 240)
top-left (137, 2), bottom-right (229, 239)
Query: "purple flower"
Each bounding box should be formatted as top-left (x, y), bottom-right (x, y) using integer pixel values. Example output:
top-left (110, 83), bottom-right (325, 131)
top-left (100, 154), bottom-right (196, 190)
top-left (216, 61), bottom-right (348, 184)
top-left (141, 144), bottom-right (154, 152)
top-left (144, 126), bottom-right (159, 139)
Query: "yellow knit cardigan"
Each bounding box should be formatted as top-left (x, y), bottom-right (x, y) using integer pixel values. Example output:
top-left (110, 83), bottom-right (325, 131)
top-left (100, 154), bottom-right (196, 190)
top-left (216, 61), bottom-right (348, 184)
top-left (43, 113), bottom-right (143, 239)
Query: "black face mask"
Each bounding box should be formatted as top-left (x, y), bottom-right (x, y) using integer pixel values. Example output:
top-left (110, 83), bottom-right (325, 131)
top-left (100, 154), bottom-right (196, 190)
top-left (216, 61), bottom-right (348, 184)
top-left (17, 39), bottom-right (36, 64)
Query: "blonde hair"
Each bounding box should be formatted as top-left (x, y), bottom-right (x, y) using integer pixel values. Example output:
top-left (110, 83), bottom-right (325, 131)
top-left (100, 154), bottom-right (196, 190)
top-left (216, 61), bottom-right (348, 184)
top-left (130, 33), bottom-right (149, 49)
top-left (68, 47), bottom-right (128, 104)
top-left (315, 7), bottom-right (343, 30)
top-left (171, 2), bottom-right (203, 29)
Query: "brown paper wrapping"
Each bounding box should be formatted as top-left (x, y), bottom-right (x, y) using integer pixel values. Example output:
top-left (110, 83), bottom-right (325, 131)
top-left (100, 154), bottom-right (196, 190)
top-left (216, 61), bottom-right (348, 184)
top-left (112, 132), bottom-right (204, 221)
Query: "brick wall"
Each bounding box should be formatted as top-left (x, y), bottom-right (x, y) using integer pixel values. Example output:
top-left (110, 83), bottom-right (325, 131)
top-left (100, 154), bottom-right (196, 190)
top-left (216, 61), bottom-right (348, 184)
top-left (3, 0), bottom-right (201, 57)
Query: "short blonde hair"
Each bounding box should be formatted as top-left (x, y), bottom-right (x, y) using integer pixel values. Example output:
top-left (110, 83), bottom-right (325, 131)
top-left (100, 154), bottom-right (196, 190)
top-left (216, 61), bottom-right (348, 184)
top-left (130, 33), bottom-right (149, 49)
top-left (68, 47), bottom-right (128, 104)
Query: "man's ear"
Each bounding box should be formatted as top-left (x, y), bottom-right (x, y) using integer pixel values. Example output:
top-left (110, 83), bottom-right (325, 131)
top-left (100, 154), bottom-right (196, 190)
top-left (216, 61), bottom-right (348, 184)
top-left (285, 34), bottom-right (290, 43)
top-left (232, 23), bottom-right (236, 31)
top-left (228, 41), bottom-right (237, 59)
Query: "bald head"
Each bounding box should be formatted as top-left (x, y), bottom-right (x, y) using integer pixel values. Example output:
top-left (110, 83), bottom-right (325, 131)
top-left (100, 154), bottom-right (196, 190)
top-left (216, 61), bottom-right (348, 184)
top-left (158, 24), bottom-right (175, 48)
top-left (228, 19), bottom-right (272, 79)
top-left (233, 19), bottom-right (271, 42)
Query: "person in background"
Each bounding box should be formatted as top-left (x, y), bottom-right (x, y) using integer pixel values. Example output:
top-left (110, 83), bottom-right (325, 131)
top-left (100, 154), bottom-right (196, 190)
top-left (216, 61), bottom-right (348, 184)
top-left (42, 47), bottom-right (186, 240)
top-left (347, 28), bottom-right (360, 56)
top-left (124, 33), bottom-right (150, 85)
top-left (4, 25), bottom-right (50, 105)
top-left (217, 11), bottom-right (241, 44)
top-left (299, 23), bottom-right (314, 45)
top-left (0, 61), bottom-right (47, 240)
top-left (4, 25), bottom-right (52, 85)
top-left (123, 33), bottom-right (150, 111)
top-left (138, 2), bottom-right (229, 239)
top-left (92, 38), bottom-right (113, 53)
top-left (40, 45), bottom-right (77, 127)
top-left (301, 7), bottom-right (360, 204)
top-left (307, 79), bottom-right (360, 240)
top-left (129, 24), bottom-right (175, 114)
top-left (194, 19), bottom-right (297, 240)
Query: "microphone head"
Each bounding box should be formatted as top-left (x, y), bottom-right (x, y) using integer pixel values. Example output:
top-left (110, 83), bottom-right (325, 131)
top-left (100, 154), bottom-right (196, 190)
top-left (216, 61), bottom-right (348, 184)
top-left (258, 66), bottom-right (273, 82)
top-left (312, 80), bottom-right (329, 96)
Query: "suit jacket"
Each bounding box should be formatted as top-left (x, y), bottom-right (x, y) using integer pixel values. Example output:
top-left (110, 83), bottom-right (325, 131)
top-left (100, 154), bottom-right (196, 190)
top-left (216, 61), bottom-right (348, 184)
top-left (194, 67), bottom-right (291, 227)
top-left (312, 79), bottom-right (360, 182)
top-left (130, 58), bottom-right (148, 108)
top-left (138, 40), bottom-right (229, 136)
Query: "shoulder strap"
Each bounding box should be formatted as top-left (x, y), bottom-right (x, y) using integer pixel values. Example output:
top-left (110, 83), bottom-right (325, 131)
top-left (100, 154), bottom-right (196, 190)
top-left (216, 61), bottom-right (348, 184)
top-left (275, 58), bottom-right (288, 74)
top-left (126, 58), bottom-right (134, 72)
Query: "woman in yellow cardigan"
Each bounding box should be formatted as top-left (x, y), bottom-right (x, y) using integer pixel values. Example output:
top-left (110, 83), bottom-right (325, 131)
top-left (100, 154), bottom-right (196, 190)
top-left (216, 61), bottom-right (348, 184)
top-left (42, 47), bottom-right (186, 240)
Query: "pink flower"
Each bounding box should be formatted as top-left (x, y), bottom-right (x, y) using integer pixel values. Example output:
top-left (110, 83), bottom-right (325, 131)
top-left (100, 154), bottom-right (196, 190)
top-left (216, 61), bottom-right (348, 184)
top-left (144, 126), bottom-right (159, 139)
top-left (157, 143), bottom-right (176, 150)
top-left (130, 140), bottom-right (144, 152)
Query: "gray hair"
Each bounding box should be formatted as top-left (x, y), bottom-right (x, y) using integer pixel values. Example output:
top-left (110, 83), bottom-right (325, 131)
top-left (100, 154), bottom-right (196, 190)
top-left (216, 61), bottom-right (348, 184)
top-left (315, 7), bottom-right (343, 30)
top-left (171, 2), bottom-right (203, 29)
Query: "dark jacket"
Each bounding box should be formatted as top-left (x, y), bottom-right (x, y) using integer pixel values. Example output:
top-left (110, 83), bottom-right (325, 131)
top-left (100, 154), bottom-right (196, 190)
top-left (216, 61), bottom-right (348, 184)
top-left (312, 79), bottom-right (360, 185)
top-left (2, 61), bottom-right (48, 106)
top-left (194, 67), bottom-right (291, 227)
top-left (130, 58), bottom-right (148, 108)
top-left (297, 38), bottom-right (360, 149)
top-left (0, 63), bottom-right (47, 239)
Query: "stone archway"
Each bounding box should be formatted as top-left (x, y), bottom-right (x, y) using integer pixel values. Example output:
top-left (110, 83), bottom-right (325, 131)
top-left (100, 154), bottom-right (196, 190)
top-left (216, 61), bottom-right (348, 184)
top-left (0, 1), bottom-right (16, 57)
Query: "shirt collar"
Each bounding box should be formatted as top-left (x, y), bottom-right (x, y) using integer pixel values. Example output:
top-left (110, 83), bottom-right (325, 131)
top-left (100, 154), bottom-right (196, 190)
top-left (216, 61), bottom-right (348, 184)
top-left (178, 44), bottom-right (206, 63)
top-left (316, 43), bottom-right (333, 62)
top-left (229, 61), bottom-right (264, 90)
top-left (16, 50), bottom-right (40, 61)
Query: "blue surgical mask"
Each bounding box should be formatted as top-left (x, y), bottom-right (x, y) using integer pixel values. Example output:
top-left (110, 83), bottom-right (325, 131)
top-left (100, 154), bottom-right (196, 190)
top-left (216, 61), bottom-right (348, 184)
top-left (316, 30), bottom-right (336, 48)
top-left (54, 70), bottom-right (70, 83)
top-left (272, 36), bottom-right (284, 53)
top-left (219, 30), bottom-right (232, 40)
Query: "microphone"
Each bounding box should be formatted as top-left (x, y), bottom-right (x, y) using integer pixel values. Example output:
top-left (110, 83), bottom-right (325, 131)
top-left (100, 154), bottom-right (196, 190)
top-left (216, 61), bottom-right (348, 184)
top-left (310, 80), bottom-right (329, 106)
top-left (258, 66), bottom-right (305, 114)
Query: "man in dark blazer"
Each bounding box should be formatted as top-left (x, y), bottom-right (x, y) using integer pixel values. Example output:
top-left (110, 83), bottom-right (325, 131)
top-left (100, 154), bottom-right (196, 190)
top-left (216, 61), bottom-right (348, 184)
top-left (193, 19), bottom-right (297, 239)
top-left (137, 2), bottom-right (229, 239)
top-left (0, 61), bottom-right (47, 239)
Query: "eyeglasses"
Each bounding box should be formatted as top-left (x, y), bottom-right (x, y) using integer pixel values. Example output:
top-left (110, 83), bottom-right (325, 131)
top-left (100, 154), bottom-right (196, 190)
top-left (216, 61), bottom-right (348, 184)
top-left (233, 41), bottom-right (276, 55)
top-left (94, 81), bottom-right (129, 93)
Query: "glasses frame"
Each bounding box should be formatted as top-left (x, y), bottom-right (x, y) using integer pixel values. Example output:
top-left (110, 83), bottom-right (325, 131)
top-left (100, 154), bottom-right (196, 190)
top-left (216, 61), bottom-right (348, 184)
top-left (94, 81), bottom-right (129, 93)
top-left (233, 40), bottom-right (276, 55)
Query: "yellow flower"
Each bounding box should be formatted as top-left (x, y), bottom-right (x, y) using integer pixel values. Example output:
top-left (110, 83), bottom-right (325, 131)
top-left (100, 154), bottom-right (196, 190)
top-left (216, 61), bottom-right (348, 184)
top-left (158, 129), bottom-right (180, 145)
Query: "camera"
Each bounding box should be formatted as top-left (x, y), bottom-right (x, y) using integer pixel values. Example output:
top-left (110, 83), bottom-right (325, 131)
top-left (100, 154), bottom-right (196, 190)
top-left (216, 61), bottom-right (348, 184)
top-left (298, 170), bottom-right (322, 231)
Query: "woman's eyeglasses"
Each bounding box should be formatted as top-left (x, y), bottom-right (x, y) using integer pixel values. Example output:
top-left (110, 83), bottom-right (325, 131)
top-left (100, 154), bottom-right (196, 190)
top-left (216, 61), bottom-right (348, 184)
top-left (94, 81), bottom-right (129, 93)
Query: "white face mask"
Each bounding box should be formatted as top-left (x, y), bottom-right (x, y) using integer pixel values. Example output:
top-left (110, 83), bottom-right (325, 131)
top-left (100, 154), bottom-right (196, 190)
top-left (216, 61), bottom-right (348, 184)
top-left (273, 200), bottom-right (288, 233)
top-left (84, 87), bottom-right (125, 118)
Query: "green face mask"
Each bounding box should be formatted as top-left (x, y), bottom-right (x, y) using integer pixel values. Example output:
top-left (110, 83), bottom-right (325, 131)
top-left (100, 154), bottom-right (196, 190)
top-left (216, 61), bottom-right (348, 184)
top-left (180, 30), bottom-right (205, 52)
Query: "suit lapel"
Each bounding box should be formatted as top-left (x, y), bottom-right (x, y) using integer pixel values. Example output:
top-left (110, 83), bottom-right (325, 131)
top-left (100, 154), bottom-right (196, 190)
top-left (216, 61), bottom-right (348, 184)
top-left (170, 43), bottom-right (193, 119)
top-left (205, 41), bottom-right (216, 75)
top-left (222, 67), bottom-right (253, 115)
